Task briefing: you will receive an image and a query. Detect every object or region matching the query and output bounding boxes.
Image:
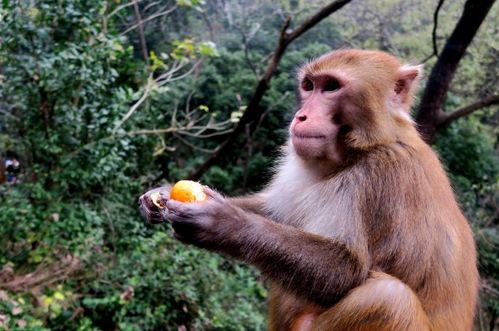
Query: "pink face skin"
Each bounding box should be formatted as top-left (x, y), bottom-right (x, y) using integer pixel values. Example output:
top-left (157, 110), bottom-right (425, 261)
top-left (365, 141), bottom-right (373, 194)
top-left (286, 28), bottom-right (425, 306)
top-left (290, 72), bottom-right (350, 167)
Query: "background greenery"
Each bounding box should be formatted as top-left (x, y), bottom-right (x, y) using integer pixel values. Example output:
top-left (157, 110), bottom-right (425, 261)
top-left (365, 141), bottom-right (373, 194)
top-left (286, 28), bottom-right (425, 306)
top-left (0, 0), bottom-right (497, 330)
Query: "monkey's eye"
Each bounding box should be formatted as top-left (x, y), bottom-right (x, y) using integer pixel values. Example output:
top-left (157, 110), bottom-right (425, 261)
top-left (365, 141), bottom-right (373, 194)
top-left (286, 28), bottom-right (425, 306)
top-left (332, 114), bottom-right (342, 125)
top-left (323, 78), bottom-right (341, 92)
top-left (301, 78), bottom-right (314, 91)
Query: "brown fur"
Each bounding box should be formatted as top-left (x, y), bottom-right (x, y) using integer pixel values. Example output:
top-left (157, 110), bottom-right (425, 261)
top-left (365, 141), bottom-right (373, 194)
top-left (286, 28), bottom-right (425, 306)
top-left (140, 49), bottom-right (479, 331)
top-left (239, 50), bottom-right (478, 330)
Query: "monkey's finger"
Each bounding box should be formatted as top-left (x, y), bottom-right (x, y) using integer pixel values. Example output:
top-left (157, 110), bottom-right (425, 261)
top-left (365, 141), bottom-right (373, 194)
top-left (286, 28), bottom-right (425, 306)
top-left (144, 185), bottom-right (172, 197)
top-left (139, 193), bottom-right (166, 224)
top-left (165, 199), bottom-right (203, 217)
top-left (148, 186), bottom-right (171, 207)
top-left (159, 208), bottom-right (173, 221)
top-left (163, 209), bottom-right (187, 222)
top-left (159, 191), bottom-right (170, 204)
top-left (203, 186), bottom-right (225, 202)
top-left (140, 206), bottom-right (165, 224)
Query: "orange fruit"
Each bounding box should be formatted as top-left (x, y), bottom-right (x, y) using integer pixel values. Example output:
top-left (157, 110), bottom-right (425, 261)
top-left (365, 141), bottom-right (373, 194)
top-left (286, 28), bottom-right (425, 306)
top-left (170, 180), bottom-right (207, 203)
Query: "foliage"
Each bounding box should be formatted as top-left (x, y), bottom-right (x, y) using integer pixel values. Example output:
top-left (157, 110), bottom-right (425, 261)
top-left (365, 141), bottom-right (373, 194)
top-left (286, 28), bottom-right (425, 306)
top-left (0, 0), bottom-right (497, 330)
top-left (0, 0), bottom-right (265, 330)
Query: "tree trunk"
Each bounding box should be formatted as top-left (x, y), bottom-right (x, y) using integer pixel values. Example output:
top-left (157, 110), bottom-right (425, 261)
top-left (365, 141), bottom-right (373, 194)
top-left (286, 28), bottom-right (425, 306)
top-left (133, 1), bottom-right (149, 61)
top-left (415, 0), bottom-right (496, 143)
top-left (0, 158), bottom-right (5, 184)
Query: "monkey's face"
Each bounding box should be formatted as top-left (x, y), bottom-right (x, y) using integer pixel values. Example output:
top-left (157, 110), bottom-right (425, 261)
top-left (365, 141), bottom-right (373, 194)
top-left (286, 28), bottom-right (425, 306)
top-left (290, 50), bottom-right (422, 167)
top-left (290, 70), bottom-right (351, 165)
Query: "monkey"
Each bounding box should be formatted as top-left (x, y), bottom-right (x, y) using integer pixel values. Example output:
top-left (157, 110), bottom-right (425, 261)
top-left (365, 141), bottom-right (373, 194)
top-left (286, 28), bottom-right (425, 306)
top-left (139, 49), bottom-right (479, 331)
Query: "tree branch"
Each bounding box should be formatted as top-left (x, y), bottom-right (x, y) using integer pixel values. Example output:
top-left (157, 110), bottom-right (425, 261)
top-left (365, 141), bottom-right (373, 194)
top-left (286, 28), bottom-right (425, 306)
top-left (285, 0), bottom-right (353, 44)
top-left (187, 0), bottom-right (353, 181)
top-left (420, 0), bottom-right (446, 63)
top-left (120, 4), bottom-right (177, 35)
top-left (432, 0), bottom-right (445, 57)
top-left (438, 94), bottom-right (499, 127)
top-left (0, 107), bottom-right (20, 122)
top-left (415, 0), bottom-right (496, 143)
top-left (112, 74), bottom-right (154, 136)
top-left (133, 0), bottom-right (149, 61)
top-left (108, 0), bottom-right (143, 18)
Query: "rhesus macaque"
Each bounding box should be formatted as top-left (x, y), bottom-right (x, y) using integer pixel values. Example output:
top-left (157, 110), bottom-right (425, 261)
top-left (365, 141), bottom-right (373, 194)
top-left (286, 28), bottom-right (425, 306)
top-left (140, 49), bottom-right (479, 331)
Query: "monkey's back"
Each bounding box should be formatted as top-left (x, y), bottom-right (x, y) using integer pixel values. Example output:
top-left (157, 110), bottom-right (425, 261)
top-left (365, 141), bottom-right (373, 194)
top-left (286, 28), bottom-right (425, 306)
top-left (362, 141), bottom-right (479, 331)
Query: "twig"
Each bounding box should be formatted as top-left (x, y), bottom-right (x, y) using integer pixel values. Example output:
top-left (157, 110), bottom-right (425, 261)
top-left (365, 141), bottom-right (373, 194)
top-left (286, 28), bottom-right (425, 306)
top-left (438, 94), bottom-right (499, 127)
top-left (108, 0), bottom-right (144, 18)
top-left (120, 5), bottom-right (177, 35)
top-left (419, 0), bottom-right (445, 64)
top-left (432, 0), bottom-right (446, 57)
top-left (0, 256), bottom-right (81, 292)
top-left (144, 1), bottom-right (161, 12)
top-left (133, 0), bottom-right (149, 61)
top-left (126, 128), bottom-right (179, 135)
top-left (421, 0), bottom-right (446, 63)
top-left (482, 281), bottom-right (499, 298)
top-left (415, 0), bottom-right (496, 142)
top-left (0, 108), bottom-right (20, 122)
top-left (111, 59), bottom-right (202, 136)
top-left (112, 74), bottom-right (154, 135)
top-left (177, 128), bottom-right (235, 139)
top-left (158, 59), bottom-right (203, 85)
top-left (173, 133), bottom-right (216, 153)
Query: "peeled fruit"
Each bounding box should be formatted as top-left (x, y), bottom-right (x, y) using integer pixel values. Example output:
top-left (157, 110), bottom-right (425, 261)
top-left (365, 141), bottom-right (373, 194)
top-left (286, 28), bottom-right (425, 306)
top-left (149, 191), bottom-right (165, 209)
top-left (170, 180), bottom-right (207, 203)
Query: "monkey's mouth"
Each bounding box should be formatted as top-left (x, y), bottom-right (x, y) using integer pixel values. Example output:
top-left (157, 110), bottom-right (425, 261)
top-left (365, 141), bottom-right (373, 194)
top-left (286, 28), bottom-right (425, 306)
top-left (292, 134), bottom-right (326, 139)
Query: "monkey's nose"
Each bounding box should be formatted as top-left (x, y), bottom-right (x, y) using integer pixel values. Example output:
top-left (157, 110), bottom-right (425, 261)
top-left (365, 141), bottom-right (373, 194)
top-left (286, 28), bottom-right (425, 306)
top-left (297, 114), bottom-right (307, 122)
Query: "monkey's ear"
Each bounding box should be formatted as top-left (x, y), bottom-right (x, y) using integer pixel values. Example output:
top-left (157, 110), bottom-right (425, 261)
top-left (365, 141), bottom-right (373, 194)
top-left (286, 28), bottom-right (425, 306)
top-left (393, 64), bottom-right (423, 107)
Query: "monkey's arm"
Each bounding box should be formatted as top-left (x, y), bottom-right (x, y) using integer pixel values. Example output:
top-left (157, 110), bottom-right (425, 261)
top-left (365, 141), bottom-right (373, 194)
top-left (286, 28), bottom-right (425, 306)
top-left (227, 193), bottom-right (267, 216)
top-left (236, 213), bottom-right (368, 306)
top-left (165, 189), bottom-right (369, 307)
top-left (140, 187), bottom-right (268, 219)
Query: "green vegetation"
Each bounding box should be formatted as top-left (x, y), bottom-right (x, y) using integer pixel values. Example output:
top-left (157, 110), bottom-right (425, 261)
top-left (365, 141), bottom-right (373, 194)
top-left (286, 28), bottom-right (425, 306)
top-left (0, 0), bottom-right (497, 330)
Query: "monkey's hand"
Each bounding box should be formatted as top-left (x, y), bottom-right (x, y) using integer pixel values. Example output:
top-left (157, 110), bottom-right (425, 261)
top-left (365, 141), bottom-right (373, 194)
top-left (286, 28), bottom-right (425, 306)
top-left (139, 186), bottom-right (171, 224)
top-left (165, 187), bottom-right (245, 251)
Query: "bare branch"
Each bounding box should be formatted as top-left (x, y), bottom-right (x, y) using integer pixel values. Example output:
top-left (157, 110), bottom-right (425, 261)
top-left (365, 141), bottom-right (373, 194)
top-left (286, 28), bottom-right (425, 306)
top-left (416, 0), bottom-right (496, 142)
top-left (420, 53), bottom-right (436, 64)
top-left (0, 107), bottom-right (20, 122)
top-left (144, 1), bottom-right (161, 12)
top-left (419, 0), bottom-right (446, 63)
top-left (0, 256), bottom-right (81, 292)
top-left (481, 280), bottom-right (499, 298)
top-left (254, 91), bottom-right (291, 129)
top-left (108, 0), bottom-right (144, 18)
top-left (111, 58), bottom-right (202, 136)
top-left (112, 74), bottom-right (154, 136)
top-left (158, 59), bottom-right (203, 85)
top-left (120, 5), bottom-right (177, 35)
top-left (438, 94), bottom-right (499, 126)
top-left (69, 116), bottom-right (230, 158)
top-left (285, 0), bottom-right (353, 44)
top-left (173, 133), bottom-right (217, 153)
top-left (233, 23), bottom-right (260, 77)
top-left (126, 128), bottom-right (178, 135)
top-left (177, 129), bottom-right (235, 139)
top-left (432, 0), bottom-right (446, 56)
top-left (133, 0), bottom-right (149, 61)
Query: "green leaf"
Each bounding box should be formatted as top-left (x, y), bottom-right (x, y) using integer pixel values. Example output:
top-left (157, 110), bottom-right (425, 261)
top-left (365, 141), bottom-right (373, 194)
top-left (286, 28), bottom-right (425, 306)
top-left (197, 41), bottom-right (218, 57)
